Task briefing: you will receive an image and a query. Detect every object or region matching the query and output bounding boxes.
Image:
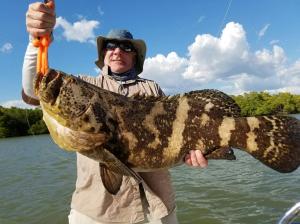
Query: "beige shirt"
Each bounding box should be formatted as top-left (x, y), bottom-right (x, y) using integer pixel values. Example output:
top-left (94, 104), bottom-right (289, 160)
top-left (71, 66), bottom-right (176, 223)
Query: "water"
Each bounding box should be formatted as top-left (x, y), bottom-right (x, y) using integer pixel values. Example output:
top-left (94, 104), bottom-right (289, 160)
top-left (0, 135), bottom-right (76, 224)
top-left (0, 115), bottom-right (300, 224)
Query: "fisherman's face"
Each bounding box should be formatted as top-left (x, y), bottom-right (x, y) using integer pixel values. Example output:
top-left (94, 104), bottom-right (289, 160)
top-left (104, 41), bottom-right (136, 74)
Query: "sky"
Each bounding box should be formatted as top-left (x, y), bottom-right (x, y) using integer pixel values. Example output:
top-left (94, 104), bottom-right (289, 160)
top-left (1, 0), bottom-right (300, 108)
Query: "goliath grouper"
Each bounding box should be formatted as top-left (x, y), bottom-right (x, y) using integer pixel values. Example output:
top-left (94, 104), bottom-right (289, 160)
top-left (35, 69), bottom-right (300, 194)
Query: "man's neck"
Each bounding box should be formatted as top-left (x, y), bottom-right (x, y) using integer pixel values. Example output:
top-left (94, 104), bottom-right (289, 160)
top-left (109, 67), bottom-right (137, 81)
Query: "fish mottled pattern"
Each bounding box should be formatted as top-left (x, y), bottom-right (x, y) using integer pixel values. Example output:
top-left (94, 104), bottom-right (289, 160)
top-left (116, 96), bottom-right (180, 168)
top-left (218, 117), bottom-right (236, 146)
top-left (248, 116), bottom-right (300, 172)
top-left (229, 117), bottom-right (250, 152)
top-left (36, 69), bottom-right (300, 176)
top-left (180, 90), bottom-right (241, 157)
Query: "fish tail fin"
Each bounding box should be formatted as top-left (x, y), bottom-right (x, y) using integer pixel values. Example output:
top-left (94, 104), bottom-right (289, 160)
top-left (234, 116), bottom-right (300, 173)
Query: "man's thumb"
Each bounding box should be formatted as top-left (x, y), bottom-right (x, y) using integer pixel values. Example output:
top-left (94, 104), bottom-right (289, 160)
top-left (45, 0), bottom-right (55, 10)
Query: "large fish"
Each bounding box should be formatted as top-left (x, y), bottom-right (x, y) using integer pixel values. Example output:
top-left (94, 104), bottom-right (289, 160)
top-left (35, 69), bottom-right (300, 194)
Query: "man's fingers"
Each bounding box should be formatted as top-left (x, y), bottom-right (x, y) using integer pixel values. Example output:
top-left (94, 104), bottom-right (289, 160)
top-left (185, 150), bottom-right (208, 168)
top-left (29, 2), bottom-right (55, 16)
top-left (26, 1), bottom-right (56, 37)
top-left (45, 0), bottom-right (56, 11)
top-left (27, 6), bottom-right (56, 22)
top-left (189, 150), bottom-right (199, 167)
top-left (27, 12), bottom-right (55, 27)
top-left (195, 150), bottom-right (208, 168)
top-left (184, 154), bottom-right (192, 166)
top-left (27, 27), bottom-right (53, 38)
top-left (26, 16), bottom-right (54, 37)
top-left (45, 0), bottom-right (55, 5)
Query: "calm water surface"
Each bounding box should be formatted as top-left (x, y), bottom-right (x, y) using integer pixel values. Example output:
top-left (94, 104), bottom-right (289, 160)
top-left (0, 115), bottom-right (299, 224)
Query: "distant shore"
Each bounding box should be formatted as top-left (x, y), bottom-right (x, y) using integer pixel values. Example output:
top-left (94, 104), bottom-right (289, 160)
top-left (0, 106), bottom-right (48, 138)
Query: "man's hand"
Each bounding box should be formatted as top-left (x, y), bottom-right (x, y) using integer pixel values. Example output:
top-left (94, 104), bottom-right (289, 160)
top-left (184, 150), bottom-right (208, 168)
top-left (26, 0), bottom-right (56, 37)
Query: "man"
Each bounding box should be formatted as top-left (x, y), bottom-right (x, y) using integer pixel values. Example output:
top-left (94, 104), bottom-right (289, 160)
top-left (23, 1), bottom-right (208, 223)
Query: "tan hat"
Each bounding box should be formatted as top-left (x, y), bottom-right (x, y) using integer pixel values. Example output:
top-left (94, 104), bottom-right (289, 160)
top-left (95, 29), bottom-right (147, 75)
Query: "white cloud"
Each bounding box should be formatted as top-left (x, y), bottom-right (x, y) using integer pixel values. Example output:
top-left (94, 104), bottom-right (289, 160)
top-left (140, 21), bottom-right (300, 95)
top-left (258, 23), bottom-right (270, 38)
top-left (1, 100), bottom-right (37, 109)
top-left (183, 22), bottom-right (249, 82)
top-left (279, 59), bottom-right (300, 85)
top-left (0, 43), bottom-right (13, 53)
top-left (55, 16), bottom-right (100, 43)
top-left (230, 73), bottom-right (281, 92)
top-left (142, 52), bottom-right (195, 93)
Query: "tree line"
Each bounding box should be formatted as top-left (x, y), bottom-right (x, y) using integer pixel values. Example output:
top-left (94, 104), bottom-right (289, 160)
top-left (0, 91), bottom-right (300, 138)
top-left (0, 106), bottom-right (48, 138)
top-left (232, 92), bottom-right (300, 116)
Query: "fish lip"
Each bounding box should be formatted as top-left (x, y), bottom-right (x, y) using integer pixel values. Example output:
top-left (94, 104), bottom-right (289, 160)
top-left (38, 69), bottom-right (64, 104)
top-left (34, 72), bottom-right (44, 96)
top-left (42, 73), bottom-right (93, 118)
top-left (204, 147), bottom-right (236, 160)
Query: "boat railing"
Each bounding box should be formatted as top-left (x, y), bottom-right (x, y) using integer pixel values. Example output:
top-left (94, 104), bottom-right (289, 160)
top-left (278, 202), bottom-right (300, 224)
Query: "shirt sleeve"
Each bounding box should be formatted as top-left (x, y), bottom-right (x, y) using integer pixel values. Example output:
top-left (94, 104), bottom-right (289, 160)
top-left (21, 37), bottom-right (40, 105)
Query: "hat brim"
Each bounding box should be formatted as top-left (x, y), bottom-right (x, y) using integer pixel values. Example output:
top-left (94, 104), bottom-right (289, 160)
top-left (95, 36), bottom-right (147, 75)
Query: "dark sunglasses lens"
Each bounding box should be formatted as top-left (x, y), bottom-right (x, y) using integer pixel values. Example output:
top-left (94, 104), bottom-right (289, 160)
top-left (106, 42), bottom-right (118, 50)
top-left (119, 43), bottom-right (135, 52)
top-left (105, 42), bottom-right (135, 52)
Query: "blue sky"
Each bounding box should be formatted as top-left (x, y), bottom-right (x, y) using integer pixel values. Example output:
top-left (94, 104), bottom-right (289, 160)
top-left (1, 0), bottom-right (300, 108)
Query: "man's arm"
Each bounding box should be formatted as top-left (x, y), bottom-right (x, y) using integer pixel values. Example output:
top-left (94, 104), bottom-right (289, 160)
top-left (22, 40), bottom-right (40, 105)
top-left (22, 0), bottom-right (56, 105)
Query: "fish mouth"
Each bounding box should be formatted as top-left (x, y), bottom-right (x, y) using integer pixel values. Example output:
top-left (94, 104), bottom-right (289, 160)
top-left (36, 69), bottom-right (64, 104)
top-left (204, 147), bottom-right (236, 160)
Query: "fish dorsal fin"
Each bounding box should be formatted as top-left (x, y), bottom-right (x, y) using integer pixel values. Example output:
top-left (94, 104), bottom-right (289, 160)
top-left (185, 89), bottom-right (241, 117)
top-left (98, 148), bottom-right (142, 194)
top-left (130, 92), bottom-right (161, 102)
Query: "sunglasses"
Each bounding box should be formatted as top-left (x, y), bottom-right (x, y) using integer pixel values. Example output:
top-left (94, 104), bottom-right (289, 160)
top-left (105, 41), bottom-right (136, 53)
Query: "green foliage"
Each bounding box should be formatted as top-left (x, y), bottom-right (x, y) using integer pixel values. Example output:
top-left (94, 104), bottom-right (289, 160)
top-left (233, 92), bottom-right (300, 116)
top-left (28, 119), bottom-right (48, 135)
top-left (0, 106), bottom-right (48, 138)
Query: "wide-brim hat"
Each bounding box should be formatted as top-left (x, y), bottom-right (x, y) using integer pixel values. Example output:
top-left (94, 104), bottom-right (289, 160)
top-left (95, 29), bottom-right (147, 75)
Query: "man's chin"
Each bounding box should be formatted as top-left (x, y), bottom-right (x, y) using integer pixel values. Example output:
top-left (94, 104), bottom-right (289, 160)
top-left (110, 66), bottom-right (129, 74)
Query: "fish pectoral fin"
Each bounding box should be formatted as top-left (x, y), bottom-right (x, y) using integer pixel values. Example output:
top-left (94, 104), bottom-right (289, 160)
top-left (100, 164), bottom-right (123, 195)
top-left (100, 148), bottom-right (142, 194)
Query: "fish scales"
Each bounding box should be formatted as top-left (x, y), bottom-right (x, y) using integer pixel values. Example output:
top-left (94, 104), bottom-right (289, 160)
top-left (35, 69), bottom-right (300, 193)
top-left (107, 89), bottom-right (300, 172)
top-left (114, 92), bottom-right (233, 168)
top-left (133, 90), bottom-right (240, 167)
top-left (113, 95), bottom-right (180, 168)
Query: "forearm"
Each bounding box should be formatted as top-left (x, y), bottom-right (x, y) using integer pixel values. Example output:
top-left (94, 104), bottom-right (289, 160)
top-left (22, 37), bottom-right (39, 105)
top-left (23, 1), bottom-right (56, 105)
